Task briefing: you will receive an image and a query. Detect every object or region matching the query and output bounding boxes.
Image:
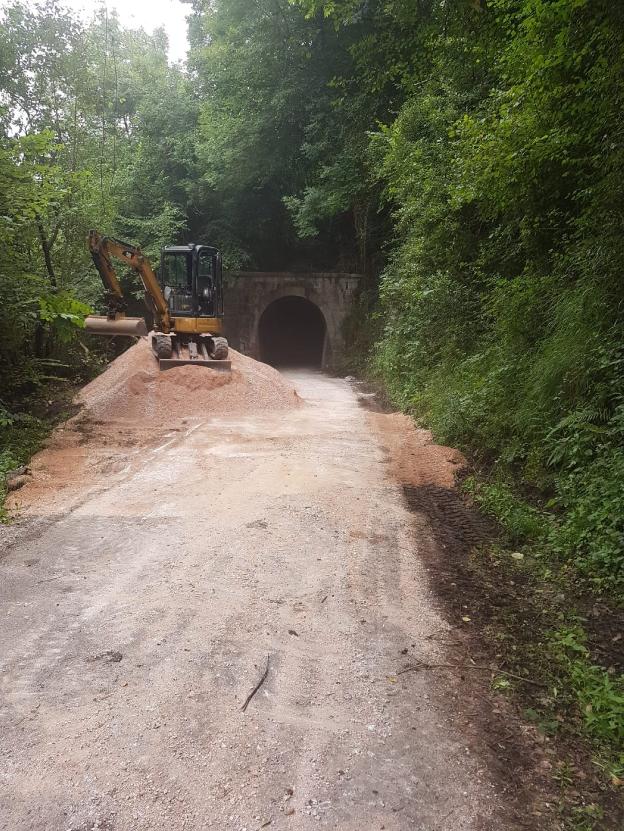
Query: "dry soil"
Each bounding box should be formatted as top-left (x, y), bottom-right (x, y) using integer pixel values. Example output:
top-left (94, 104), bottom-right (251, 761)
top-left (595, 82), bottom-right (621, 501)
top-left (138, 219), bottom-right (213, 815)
top-left (1, 361), bottom-right (521, 830)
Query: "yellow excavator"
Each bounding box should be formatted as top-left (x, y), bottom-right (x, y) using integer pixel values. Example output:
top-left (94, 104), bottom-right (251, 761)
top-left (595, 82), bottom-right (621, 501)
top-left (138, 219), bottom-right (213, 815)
top-left (85, 230), bottom-right (230, 370)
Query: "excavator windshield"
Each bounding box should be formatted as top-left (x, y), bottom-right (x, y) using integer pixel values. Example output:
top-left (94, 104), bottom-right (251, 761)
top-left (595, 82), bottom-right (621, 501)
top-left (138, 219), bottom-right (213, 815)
top-left (161, 251), bottom-right (193, 314)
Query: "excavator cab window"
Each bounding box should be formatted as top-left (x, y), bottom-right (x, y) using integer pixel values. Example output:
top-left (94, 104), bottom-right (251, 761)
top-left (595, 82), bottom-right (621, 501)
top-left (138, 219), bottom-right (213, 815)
top-left (197, 249), bottom-right (215, 316)
top-left (161, 252), bottom-right (193, 315)
top-left (194, 246), bottom-right (223, 318)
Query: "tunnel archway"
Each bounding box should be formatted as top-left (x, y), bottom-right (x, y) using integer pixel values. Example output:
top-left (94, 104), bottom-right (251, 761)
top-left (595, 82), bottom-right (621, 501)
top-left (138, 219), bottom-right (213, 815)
top-left (258, 295), bottom-right (326, 368)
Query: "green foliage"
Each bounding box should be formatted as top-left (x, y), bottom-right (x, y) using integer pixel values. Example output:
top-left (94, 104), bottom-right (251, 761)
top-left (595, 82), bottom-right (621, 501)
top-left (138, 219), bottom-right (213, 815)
top-left (552, 451), bottom-right (624, 588)
top-left (551, 626), bottom-right (624, 775)
top-left (0, 411), bottom-right (49, 522)
top-left (0, 1), bottom-right (197, 402)
top-left (188, 0), bottom-right (362, 268)
top-left (463, 477), bottom-right (549, 544)
top-left (38, 292), bottom-right (90, 342)
top-left (369, 0), bottom-right (624, 590)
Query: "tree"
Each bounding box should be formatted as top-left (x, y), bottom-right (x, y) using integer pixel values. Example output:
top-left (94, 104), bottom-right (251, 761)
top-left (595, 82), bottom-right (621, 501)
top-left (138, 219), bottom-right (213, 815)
top-left (0, 1), bottom-right (196, 397)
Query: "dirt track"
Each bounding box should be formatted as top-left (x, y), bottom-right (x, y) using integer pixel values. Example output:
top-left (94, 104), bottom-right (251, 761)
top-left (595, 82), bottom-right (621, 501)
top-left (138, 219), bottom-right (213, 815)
top-left (1, 371), bottom-right (503, 830)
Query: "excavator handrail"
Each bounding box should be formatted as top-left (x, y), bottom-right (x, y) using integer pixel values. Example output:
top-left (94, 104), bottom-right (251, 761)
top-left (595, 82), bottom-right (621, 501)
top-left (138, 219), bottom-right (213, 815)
top-left (88, 229), bottom-right (170, 328)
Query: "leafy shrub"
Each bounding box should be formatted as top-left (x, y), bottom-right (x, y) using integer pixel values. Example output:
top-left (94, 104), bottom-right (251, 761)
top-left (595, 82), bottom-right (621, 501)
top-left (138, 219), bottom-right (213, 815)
top-left (552, 626), bottom-right (624, 775)
top-left (463, 477), bottom-right (549, 545)
top-left (552, 452), bottom-right (624, 589)
top-left (0, 410), bottom-right (49, 522)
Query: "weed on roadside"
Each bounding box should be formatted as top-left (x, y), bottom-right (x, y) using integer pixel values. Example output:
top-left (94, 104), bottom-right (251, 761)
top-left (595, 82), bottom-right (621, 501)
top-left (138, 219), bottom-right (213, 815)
top-left (458, 477), bottom-right (624, 827)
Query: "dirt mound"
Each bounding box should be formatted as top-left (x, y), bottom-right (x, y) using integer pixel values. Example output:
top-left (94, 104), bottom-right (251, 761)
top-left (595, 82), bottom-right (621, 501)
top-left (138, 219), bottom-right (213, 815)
top-left (367, 411), bottom-right (465, 489)
top-left (7, 341), bottom-right (299, 515)
top-left (76, 339), bottom-right (300, 423)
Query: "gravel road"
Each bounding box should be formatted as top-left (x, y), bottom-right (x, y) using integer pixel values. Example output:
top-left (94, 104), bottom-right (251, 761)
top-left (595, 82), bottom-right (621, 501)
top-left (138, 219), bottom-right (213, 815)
top-left (0, 371), bottom-right (500, 830)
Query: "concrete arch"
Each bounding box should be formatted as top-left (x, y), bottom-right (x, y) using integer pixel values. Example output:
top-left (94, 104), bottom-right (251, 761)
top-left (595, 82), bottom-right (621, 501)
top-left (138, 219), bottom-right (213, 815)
top-left (258, 295), bottom-right (327, 368)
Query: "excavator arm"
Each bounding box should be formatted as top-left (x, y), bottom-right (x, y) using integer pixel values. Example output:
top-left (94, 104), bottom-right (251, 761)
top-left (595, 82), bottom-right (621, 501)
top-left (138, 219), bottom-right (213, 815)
top-left (86, 230), bottom-right (170, 336)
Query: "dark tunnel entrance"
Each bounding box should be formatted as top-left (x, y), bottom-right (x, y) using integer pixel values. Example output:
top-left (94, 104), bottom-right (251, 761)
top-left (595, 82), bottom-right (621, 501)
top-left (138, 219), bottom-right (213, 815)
top-left (258, 296), bottom-right (326, 368)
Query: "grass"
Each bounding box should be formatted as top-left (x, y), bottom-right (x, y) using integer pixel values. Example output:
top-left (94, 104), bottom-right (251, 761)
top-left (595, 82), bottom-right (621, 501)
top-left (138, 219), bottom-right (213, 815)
top-left (460, 475), bottom-right (624, 825)
top-left (0, 382), bottom-right (80, 521)
top-left (0, 415), bottom-right (50, 521)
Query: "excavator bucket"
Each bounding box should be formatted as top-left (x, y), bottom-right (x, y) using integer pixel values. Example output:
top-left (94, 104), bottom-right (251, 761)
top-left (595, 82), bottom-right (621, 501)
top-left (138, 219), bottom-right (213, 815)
top-left (84, 315), bottom-right (148, 337)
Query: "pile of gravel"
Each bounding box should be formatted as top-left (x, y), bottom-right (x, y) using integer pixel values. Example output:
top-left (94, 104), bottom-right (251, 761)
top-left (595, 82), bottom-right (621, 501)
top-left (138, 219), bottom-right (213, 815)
top-left (76, 339), bottom-right (300, 424)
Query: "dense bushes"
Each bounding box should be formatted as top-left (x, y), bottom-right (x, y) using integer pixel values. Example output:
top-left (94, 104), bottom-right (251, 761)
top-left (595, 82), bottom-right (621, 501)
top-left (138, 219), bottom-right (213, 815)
top-left (372, 0), bottom-right (624, 590)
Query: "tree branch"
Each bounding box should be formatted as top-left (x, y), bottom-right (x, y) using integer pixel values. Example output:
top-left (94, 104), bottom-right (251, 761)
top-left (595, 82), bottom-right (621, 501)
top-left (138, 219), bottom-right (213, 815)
top-left (35, 218), bottom-right (57, 288)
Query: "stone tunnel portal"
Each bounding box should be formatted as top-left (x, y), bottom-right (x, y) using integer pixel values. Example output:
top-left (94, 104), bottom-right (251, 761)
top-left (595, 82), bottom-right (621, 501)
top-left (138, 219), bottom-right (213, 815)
top-left (258, 296), bottom-right (327, 368)
top-left (224, 271), bottom-right (361, 369)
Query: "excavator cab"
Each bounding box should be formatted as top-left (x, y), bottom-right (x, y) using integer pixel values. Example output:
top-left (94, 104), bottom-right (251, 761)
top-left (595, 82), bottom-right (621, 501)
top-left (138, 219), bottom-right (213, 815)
top-left (160, 244), bottom-right (224, 320)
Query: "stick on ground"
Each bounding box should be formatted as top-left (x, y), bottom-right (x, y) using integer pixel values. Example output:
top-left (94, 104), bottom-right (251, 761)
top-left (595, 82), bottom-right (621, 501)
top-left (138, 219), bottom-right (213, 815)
top-left (241, 654), bottom-right (271, 712)
top-left (397, 659), bottom-right (546, 687)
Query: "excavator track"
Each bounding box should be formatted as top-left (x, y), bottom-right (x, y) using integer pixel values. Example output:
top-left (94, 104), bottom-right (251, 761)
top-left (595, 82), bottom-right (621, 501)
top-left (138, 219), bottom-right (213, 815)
top-left (154, 333), bottom-right (173, 359)
top-left (209, 336), bottom-right (229, 361)
top-left (155, 334), bottom-right (231, 372)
